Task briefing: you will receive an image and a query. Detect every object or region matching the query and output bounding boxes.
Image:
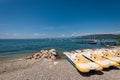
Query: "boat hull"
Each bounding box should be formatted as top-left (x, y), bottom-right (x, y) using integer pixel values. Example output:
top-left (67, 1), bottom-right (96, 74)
top-left (65, 56), bottom-right (90, 73)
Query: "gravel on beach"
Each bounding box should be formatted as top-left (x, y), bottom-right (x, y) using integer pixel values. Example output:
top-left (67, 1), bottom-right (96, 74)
top-left (0, 58), bottom-right (120, 80)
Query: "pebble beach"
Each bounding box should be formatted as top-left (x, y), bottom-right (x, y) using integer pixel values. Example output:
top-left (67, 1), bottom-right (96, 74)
top-left (0, 57), bottom-right (120, 80)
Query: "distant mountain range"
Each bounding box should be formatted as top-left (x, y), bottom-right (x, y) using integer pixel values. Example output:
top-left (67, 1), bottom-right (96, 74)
top-left (74, 34), bottom-right (120, 39)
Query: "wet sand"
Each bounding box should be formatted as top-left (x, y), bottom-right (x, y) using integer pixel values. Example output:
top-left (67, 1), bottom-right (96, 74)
top-left (0, 58), bottom-right (120, 80)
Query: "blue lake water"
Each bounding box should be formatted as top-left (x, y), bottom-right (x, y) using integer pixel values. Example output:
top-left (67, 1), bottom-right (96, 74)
top-left (0, 39), bottom-right (105, 60)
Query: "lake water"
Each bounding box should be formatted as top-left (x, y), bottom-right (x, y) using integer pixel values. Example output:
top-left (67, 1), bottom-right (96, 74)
top-left (0, 39), bottom-right (105, 60)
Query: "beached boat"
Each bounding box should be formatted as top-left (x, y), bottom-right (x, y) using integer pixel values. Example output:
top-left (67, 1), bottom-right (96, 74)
top-left (75, 49), bottom-right (119, 68)
top-left (63, 52), bottom-right (102, 73)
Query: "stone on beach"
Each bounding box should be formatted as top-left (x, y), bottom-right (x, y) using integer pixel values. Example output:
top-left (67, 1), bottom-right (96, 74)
top-left (49, 49), bottom-right (57, 55)
top-left (25, 56), bottom-right (32, 60)
top-left (25, 49), bottom-right (57, 62)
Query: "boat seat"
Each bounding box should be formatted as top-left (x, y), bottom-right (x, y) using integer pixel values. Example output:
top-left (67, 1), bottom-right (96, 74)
top-left (74, 55), bottom-right (90, 63)
top-left (90, 54), bottom-right (105, 61)
top-left (102, 51), bottom-right (115, 58)
top-left (113, 51), bottom-right (120, 57)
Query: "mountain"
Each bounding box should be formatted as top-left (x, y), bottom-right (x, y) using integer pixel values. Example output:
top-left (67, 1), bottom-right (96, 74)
top-left (74, 34), bottom-right (120, 39)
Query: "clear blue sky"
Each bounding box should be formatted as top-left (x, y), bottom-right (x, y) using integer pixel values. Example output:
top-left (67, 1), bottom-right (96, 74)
top-left (0, 0), bottom-right (120, 38)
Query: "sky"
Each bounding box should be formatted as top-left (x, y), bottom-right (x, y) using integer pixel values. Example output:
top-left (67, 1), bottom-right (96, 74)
top-left (0, 0), bottom-right (120, 38)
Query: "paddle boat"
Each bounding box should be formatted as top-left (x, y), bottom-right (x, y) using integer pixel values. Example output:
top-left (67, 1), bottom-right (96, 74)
top-left (75, 49), bottom-right (119, 68)
top-left (63, 52), bottom-right (103, 73)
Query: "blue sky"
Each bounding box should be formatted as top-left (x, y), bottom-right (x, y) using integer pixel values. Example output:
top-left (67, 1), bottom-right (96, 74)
top-left (0, 0), bottom-right (120, 38)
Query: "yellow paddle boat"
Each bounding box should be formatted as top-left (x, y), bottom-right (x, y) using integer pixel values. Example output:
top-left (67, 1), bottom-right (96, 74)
top-left (76, 50), bottom-right (119, 68)
top-left (63, 52), bottom-right (102, 73)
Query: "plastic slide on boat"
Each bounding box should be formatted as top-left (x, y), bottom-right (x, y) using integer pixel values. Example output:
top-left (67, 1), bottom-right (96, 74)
top-left (63, 52), bottom-right (103, 73)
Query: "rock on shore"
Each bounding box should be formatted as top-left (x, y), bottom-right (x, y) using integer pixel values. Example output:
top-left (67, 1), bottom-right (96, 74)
top-left (25, 49), bottom-right (57, 61)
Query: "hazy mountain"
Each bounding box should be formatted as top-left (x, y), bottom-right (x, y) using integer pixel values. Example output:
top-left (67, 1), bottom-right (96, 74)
top-left (74, 34), bottom-right (120, 39)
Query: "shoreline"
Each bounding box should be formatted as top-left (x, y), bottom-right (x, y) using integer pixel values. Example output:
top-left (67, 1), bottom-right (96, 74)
top-left (0, 45), bottom-right (119, 63)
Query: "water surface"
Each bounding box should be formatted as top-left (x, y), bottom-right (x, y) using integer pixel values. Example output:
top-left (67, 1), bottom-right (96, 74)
top-left (0, 39), bottom-right (105, 60)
